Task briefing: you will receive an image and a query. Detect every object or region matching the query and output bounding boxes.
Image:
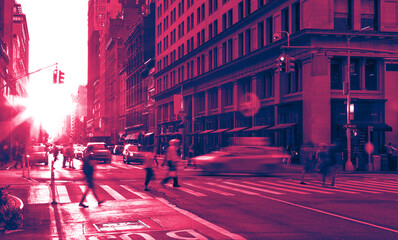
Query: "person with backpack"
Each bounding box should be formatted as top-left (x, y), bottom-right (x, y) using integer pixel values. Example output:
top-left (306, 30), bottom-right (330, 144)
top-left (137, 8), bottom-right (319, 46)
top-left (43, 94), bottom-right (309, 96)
top-left (79, 145), bottom-right (104, 208)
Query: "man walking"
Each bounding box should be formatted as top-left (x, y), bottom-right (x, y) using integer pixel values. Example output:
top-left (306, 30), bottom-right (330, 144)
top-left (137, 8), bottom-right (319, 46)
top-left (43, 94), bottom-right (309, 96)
top-left (144, 151), bottom-right (156, 191)
top-left (160, 139), bottom-right (181, 187)
top-left (79, 145), bottom-right (104, 208)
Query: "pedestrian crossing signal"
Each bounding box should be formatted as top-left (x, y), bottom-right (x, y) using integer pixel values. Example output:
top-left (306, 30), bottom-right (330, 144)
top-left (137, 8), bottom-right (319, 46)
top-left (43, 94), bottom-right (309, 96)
top-left (53, 70), bottom-right (58, 83)
top-left (59, 71), bottom-right (65, 84)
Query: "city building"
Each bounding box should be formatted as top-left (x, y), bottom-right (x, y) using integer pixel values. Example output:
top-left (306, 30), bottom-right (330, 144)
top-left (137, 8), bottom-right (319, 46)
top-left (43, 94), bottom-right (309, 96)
top-left (0, 0), bottom-right (29, 154)
top-left (152, 0), bottom-right (398, 169)
top-left (124, 2), bottom-right (156, 146)
top-left (71, 85), bottom-right (87, 144)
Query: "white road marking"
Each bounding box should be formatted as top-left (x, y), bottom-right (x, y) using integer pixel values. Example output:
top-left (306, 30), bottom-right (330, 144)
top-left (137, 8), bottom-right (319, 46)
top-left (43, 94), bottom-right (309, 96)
top-left (348, 180), bottom-right (398, 191)
top-left (121, 185), bottom-right (152, 199)
top-left (79, 185), bottom-right (97, 203)
top-left (205, 182), bottom-right (259, 195)
top-left (243, 181), bottom-right (310, 194)
top-left (157, 198), bottom-right (247, 240)
top-left (165, 184), bottom-right (207, 196)
top-left (256, 194), bottom-right (398, 234)
top-left (100, 185), bottom-right (126, 200)
top-left (29, 185), bottom-right (50, 204)
top-left (224, 181), bottom-right (284, 195)
top-left (56, 185), bottom-right (71, 203)
top-left (342, 181), bottom-right (397, 194)
top-left (184, 183), bottom-right (235, 196)
top-left (284, 180), bottom-right (360, 194)
top-left (314, 181), bottom-right (382, 194)
top-left (273, 181), bottom-right (334, 194)
top-left (368, 180), bottom-right (398, 188)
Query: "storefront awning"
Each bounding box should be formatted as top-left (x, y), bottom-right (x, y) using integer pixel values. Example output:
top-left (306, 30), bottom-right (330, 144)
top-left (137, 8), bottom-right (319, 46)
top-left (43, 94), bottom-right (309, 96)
top-left (267, 123), bottom-right (296, 130)
top-left (199, 129), bottom-right (214, 134)
top-left (226, 127), bottom-right (248, 133)
top-left (243, 125), bottom-right (270, 132)
top-left (211, 128), bottom-right (230, 134)
top-left (354, 122), bottom-right (393, 132)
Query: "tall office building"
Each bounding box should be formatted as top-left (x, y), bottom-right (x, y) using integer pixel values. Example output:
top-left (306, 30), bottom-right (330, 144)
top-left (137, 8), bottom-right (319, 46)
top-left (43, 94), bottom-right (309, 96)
top-left (153, 0), bottom-right (398, 168)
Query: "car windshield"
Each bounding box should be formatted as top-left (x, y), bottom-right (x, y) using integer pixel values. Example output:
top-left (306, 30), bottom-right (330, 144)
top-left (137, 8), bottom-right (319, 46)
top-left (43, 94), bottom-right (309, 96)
top-left (32, 146), bottom-right (46, 152)
top-left (91, 144), bottom-right (106, 149)
top-left (127, 145), bottom-right (138, 151)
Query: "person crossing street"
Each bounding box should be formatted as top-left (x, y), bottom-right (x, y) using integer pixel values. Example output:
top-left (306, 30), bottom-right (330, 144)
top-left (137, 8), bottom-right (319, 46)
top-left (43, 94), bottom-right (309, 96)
top-left (160, 139), bottom-right (181, 188)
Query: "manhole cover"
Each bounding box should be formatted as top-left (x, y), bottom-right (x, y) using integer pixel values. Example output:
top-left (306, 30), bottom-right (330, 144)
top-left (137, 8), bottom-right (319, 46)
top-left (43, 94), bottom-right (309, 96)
top-left (93, 221), bottom-right (150, 232)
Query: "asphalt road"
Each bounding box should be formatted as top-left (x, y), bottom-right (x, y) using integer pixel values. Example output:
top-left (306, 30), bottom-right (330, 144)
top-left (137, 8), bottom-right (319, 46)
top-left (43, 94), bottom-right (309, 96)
top-left (4, 153), bottom-right (398, 239)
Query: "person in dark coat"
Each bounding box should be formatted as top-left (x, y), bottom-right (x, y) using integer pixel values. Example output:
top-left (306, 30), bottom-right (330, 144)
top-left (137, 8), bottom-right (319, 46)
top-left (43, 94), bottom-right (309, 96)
top-left (160, 139), bottom-right (181, 187)
top-left (79, 146), bottom-right (104, 208)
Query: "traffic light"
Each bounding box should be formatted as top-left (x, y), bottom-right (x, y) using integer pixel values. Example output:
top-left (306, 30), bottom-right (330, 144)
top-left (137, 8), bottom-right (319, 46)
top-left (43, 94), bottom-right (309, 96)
top-left (53, 69), bottom-right (58, 83)
top-left (286, 56), bottom-right (296, 73)
top-left (276, 54), bottom-right (286, 72)
top-left (58, 71), bottom-right (65, 84)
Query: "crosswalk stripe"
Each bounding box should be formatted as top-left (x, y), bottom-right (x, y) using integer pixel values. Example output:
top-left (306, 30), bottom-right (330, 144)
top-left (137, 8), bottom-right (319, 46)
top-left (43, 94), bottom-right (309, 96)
top-left (224, 181), bottom-right (284, 195)
top-left (29, 185), bottom-right (50, 204)
top-left (243, 181), bottom-right (310, 194)
top-left (317, 182), bottom-right (382, 194)
top-left (205, 182), bottom-right (259, 195)
top-left (130, 166), bottom-right (143, 170)
top-left (100, 185), bottom-right (126, 200)
top-left (165, 184), bottom-right (207, 197)
top-left (120, 185), bottom-right (152, 199)
top-left (272, 181), bottom-right (334, 194)
top-left (283, 180), bottom-right (360, 194)
top-left (184, 183), bottom-right (235, 196)
top-left (79, 185), bottom-right (97, 203)
top-left (348, 180), bottom-right (398, 190)
top-left (56, 185), bottom-right (71, 203)
top-left (344, 181), bottom-right (398, 193)
top-left (368, 180), bottom-right (398, 188)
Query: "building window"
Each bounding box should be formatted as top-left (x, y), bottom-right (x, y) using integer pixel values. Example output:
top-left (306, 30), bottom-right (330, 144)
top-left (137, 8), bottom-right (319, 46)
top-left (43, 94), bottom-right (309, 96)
top-left (238, 33), bottom-right (244, 57)
top-left (238, 1), bottom-right (243, 21)
top-left (209, 50), bottom-right (213, 70)
top-left (257, 21), bottom-right (264, 49)
top-left (209, 23), bottom-right (213, 39)
top-left (245, 0), bottom-right (251, 16)
top-left (245, 29), bottom-right (251, 54)
top-left (222, 83), bottom-right (233, 107)
top-left (292, 2), bottom-right (300, 33)
top-left (228, 9), bottom-right (233, 27)
top-left (214, 20), bottom-right (218, 35)
top-left (266, 16), bottom-right (273, 45)
top-left (350, 58), bottom-right (360, 90)
top-left (257, 70), bottom-right (274, 99)
top-left (331, 57), bottom-right (343, 90)
top-left (365, 59), bottom-right (378, 90)
top-left (214, 0), bottom-right (218, 11)
top-left (287, 62), bottom-right (301, 94)
top-left (361, 0), bottom-right (378, 30)
top-left (238, 78), bottom-right (251, 102)
top-left (222, 42), bottom-right (227, 64)
top-left (209, 88), bottom-right (218, 110)
top-left (201, 4), bottom-right (205, 21)
top-left (214, 47), bottom-right (218, 68)
top-left (197, 92), bottom-right (205, 112)
top-left (201, 29), bottom-right (205, 44)
top-left (281, 7), bottom-right (289, 35)
top-left (334, 0), bottom-right (353, 30)
top-left (197, 56), bottom-right (201, 75)
top-left (209, 0), bottom-right (213, 15)
top-left (258, 0), bottom-right (264, 8)
top-left (228, 38), bottom-right (233, 62)
top-left (222, 13), bottom-right (227, 31)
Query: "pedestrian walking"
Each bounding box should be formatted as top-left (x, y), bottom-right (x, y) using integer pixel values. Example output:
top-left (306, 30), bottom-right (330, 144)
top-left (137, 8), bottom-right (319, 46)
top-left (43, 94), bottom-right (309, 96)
top-left (52, 145), bottom-right (59, 164)
top-left (160, 139), bottom-right (181, 187)
top-left (315, 144), bottom-right (331, 187)
top-left (385, 142), bottom-right (397, 171)
top-left (144, 152), bottom-right (156, 191)
top-left (328, 140), bottom-right (344, 187)
top-left (63, 143), bottom-right (74, 168)
top-left (299, 142), bottom-right (316, 184)
top-left (79, 145), bottom-right (104, 208)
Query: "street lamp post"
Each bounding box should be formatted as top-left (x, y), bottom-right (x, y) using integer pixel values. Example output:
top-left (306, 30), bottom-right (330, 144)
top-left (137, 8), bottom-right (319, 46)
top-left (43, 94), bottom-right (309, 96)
top-left (345, 26), bottom-right (372, 172)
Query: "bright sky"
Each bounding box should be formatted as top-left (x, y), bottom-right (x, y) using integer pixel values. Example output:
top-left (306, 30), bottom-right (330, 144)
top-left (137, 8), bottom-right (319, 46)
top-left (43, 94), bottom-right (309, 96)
top-left (17, 0), bottom-right (88, 138)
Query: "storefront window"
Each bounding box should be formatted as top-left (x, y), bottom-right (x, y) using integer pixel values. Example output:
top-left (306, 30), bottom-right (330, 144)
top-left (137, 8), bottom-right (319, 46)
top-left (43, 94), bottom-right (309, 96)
top-left (365, 59), bottom-right (378, 90)
top-left (350, 58), bottom-right (360, 90)
top-left (331, 57), bottom-right (343, 89)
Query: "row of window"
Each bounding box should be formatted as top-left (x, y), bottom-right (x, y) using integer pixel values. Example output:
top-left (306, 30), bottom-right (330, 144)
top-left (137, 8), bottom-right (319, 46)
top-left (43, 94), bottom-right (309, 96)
top-left (334, 0), bottom-right (379, 30)
top-left (156, 1), bottom-right (300, 76)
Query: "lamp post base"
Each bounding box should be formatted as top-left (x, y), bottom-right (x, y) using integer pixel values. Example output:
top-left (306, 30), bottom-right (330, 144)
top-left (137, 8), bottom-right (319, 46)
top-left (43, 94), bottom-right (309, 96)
top-left (345, 159), bottom-right (354, 172)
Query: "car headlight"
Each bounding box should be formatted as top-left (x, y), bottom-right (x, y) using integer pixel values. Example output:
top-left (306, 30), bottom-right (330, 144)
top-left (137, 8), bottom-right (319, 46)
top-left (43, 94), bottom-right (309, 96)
top-left (129, 153), bottom-right (134, 157)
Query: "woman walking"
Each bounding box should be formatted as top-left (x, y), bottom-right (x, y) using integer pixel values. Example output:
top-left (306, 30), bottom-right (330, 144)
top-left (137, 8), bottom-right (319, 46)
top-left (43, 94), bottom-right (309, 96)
top-left (160, 139), bottom-right (181, 187)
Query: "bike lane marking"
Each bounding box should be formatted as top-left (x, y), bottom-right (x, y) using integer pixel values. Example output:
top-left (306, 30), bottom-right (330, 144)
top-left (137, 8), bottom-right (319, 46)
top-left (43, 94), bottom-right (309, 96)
top-left (157, 197), bottom-right (247, 240)
top-left (256, 194), bottom-right (398, 234)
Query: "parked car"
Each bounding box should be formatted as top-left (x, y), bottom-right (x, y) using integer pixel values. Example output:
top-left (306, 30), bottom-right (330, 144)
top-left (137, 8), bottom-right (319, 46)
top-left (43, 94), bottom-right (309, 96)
top-left (192, 144), bottom-right (289, 174)
top-left (84, 142), bottom-right (112, 163)
top-left (73, 144), bottom-right (85, 159)
top-left (113, 145), bottom-right (124, 155)
top-left (122, 144), bottom-right (151, 164)
top-left (27, 145), bottom-right (48, 166)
